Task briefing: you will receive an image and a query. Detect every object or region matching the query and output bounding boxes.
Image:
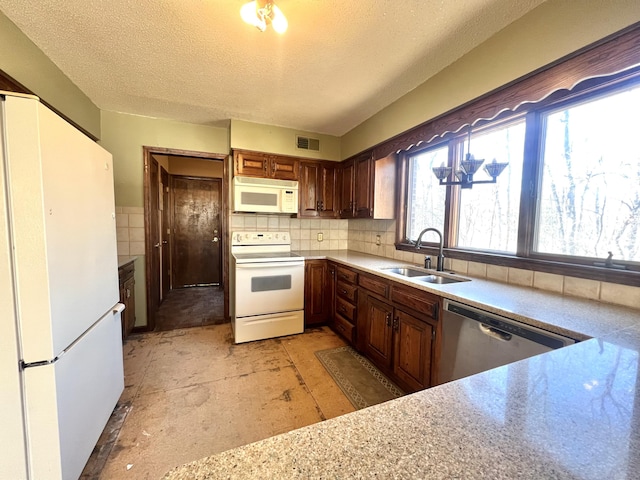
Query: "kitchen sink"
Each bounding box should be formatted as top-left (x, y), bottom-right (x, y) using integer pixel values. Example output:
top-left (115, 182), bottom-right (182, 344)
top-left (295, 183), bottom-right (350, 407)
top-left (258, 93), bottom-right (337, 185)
top-left (383, 267), bottom-right (431, 277)
top-left (380, 267), bottom-right (469, 284)
top-left (417, 275), bottom-right (467, 285)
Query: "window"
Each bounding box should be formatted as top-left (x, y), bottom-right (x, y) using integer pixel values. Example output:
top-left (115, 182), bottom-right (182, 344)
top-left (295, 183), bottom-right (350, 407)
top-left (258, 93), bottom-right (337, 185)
top-left (405, 144), bottom-right (448, 242)
top-left (535, 85), bottom-right (640, 262)
top-left (456, 120), bottom-right (525, 253)
top-left (399, 73), bottom-right (640, 279)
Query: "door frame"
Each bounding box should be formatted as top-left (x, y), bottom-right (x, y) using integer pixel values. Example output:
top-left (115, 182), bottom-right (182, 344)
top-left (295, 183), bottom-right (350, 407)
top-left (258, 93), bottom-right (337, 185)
top-left (143, 146), bottom-right (229, 331)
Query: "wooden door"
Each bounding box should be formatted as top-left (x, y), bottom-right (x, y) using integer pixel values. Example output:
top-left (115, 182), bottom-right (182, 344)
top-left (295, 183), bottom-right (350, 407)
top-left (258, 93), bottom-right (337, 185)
top-left (304, 260), bottom-right (328, 326)
top-left (160, 167), bottom-right (171, 299)
top-left (339, 160), bottom-right (354, 218)
top-left (171, 176), bottom-right (222, 288)
top-left (319, 163), bottom-right (339, 218)
top-left (148, 158), bottom-right (161, 320)
top-left (393, 309), bottom-right (434, 391)
top-left (354, 154), bottom-right (372, 218)
top-left (299, 162), bottom-right (320, 217)
top-left (364, 295), bottom-right (394, 370)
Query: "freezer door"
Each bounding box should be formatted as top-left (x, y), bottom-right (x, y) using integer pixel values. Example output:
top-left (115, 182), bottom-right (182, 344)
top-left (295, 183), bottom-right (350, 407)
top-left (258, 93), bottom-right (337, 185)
top-left (22, 307), bottom-right (124, 480)
top-left (3, 96), bottom-right (119, 362)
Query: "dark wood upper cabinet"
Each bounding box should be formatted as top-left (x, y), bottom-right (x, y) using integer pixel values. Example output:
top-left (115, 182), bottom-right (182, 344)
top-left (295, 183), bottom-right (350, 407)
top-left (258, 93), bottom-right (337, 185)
top-left (234, 150), bottom-right (299, 180)
top-left (338, 160), bottom-right (355, 219)
top-left (354, 152), bottom-right (373, 218)
top-left (340, 151), bottom-right (396, 219)
top-left (299, 160), bottom-right (339, 218)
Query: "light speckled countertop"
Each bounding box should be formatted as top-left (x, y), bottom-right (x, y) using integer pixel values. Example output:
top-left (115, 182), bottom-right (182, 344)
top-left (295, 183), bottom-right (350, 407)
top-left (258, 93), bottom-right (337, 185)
top-left (164, 250), bottom-right (640, 480)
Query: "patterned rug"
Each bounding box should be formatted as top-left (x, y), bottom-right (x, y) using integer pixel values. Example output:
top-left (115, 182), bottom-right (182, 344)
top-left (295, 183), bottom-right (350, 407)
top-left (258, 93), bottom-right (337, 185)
top-left (315, 346), bottom-right (404, 409)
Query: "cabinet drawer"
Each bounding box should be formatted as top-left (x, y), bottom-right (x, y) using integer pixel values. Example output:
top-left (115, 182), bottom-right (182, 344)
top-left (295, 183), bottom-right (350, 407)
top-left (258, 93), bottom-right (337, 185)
top-left (336, 280), bottom-right (357, 303)
top-left (358, 273), bottom-right (389, 298)
top-left (333, 314), bottom-right (355, 344)
top-left (391, 284), bottom-right (439, 319)
top-left (336, 266), bottom-right (358, 284)
top-left (335, 296), bottom-right (356, 322)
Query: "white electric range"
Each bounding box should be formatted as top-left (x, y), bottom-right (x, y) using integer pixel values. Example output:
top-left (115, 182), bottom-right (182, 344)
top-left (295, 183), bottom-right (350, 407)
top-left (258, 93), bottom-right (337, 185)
top-left (230, 231), bottom-right (305, 343)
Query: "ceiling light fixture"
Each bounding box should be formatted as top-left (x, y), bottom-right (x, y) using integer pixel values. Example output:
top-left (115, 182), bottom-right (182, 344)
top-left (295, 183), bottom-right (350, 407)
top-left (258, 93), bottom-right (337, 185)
top-left (240, 1), bottom-right (288, 34)
top-left (432, 126), bottom-right (509, 189)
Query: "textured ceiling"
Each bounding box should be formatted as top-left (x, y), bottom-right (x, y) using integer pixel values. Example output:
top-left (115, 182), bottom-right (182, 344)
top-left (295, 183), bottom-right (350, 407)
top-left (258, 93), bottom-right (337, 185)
top-left (0, 0), bottom-right (545, 135)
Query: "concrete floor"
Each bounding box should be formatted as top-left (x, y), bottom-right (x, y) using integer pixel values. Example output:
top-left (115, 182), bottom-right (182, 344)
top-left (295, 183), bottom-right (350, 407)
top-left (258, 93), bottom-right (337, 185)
top-left (86, 324), bottom-right (355, 479)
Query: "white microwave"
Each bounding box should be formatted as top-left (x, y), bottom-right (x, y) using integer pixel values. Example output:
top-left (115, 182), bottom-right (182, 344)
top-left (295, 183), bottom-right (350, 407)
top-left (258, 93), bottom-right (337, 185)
top-left (233, 176), bottom-right (298, 213)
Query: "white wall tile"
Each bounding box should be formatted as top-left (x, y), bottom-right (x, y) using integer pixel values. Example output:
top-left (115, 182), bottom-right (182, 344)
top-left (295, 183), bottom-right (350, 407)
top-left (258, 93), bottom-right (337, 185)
top-left (508, 268), bottom-right (533, 287)
top-left (115, 213), bottom-right (128, 227)
top-left (116, 228), bottom-right (129, 242)
top-left (117, 241), bottom-right (130, 256)
top-left (600, 282), bottom-right (640, 309)
top-left (268, 217), bottom-right (279, 229)
top-left (450, 259), bottom-right (468, 274)
top-left (129, 241), bottom-right (145, 255)
top-left (563, 276), bottom-right (600, 300)
top-left (129, 227), bottom-right (145, 242)
top-left (486, 265), bottom-right (508, 282)
top-left (128, 213), bottom-right (144, 228)
top-left (533, 272), bottom-right (564, 293)
top-left (122, 206), bottom-right (143, 214)
top-left (467, 262), bottom-right (487, 278)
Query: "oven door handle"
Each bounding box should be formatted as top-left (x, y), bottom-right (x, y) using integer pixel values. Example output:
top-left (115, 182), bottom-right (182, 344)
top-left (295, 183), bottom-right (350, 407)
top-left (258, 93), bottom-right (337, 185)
top-left (235, 261), bottom-right (305, 269)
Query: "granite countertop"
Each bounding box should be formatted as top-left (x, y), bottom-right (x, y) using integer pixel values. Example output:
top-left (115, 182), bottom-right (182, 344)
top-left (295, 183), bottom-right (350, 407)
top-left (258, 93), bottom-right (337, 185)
top-left (117, 255), bottom-right (138, 268)
top-left (164, 250), bottom-right (640, 480)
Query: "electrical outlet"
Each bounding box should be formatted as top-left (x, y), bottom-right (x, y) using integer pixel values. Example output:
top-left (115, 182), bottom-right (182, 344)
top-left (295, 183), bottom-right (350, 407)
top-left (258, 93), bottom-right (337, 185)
top-left (317, 232), bottom-right (323, 242)
top-left (375, 234), bottom-right (381, 246)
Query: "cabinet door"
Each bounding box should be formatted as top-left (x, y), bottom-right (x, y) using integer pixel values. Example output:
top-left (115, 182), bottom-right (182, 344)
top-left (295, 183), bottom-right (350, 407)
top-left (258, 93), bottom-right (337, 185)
top-left (327, 262), bottom-right (336, 324)
top-left (299, 162), bottom-right (320, 217)
top-left (354, 154), bottom-right (373, 218)
top-left (271, 156), bottom-right (299, 180)
top-left (123, 277), bottom-right (136, 337)
top-left (304, 260), bottom-right (328, 326)
top-left (364, 295), bottom-right (393, 370)
top-left (318, 163), bottom-right (339, 218)
top-left (339, 160), bottom-right (354, 218)
top-left (235, 151), bottom-right (270, 177)
top-left (393, 309), bottom-right (434, 391)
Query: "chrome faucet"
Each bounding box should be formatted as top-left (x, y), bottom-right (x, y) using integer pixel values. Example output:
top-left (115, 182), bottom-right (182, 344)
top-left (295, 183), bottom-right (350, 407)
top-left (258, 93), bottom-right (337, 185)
top-left (415, 228), bottom-right (445, 272)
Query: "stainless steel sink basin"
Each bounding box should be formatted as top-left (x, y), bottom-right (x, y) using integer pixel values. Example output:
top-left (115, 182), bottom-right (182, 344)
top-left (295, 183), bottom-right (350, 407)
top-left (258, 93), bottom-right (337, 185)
top-left (417, 275), bottom-right (466, 285)
top-left (384, 267), bottom-right (430, 277)
top-left (381, 267), bottom-right (469, 284)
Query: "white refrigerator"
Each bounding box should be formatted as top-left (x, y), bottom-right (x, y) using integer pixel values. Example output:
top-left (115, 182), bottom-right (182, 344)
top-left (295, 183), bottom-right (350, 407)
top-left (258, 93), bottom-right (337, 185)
top-left (0, 93), bottom-right (125, 479)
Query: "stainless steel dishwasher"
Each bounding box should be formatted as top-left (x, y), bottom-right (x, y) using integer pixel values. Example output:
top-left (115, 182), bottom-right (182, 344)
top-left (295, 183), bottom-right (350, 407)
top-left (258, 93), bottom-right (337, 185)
top-left (436, 299), bottom-right (576, 385)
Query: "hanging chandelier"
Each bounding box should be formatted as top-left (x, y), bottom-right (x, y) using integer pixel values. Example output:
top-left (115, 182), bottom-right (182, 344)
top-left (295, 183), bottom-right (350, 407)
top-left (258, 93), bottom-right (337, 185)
top-left (240, 1), bottom-right (288, 34)
top-left (432, 126), bottom-right (509, 189)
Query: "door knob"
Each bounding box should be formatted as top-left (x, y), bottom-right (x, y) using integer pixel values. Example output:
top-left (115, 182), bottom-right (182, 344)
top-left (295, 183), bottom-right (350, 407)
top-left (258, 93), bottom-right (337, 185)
top-left (154, 243), bottom-right (160, 248)
top-left (212, 237), bottom-right (219, 243)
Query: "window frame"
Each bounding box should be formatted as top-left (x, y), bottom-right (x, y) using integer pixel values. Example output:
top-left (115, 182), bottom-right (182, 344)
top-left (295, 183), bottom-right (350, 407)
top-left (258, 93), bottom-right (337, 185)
top-left (395, 69), bottom-right (640, 287)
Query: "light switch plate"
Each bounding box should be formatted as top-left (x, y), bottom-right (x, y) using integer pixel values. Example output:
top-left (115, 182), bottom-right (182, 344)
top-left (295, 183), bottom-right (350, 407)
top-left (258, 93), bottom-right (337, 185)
top-left (317, 232), bottom-right (323, 242)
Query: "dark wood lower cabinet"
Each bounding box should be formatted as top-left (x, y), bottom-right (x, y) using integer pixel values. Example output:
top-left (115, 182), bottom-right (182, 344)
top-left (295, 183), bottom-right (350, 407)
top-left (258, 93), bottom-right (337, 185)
top-left (304, 259), bottom-right (330, 326)
top-left (364, 295), bottom-right (393, 369)
top-left (118, 260), bottom-right (136, 341)
top-left (393, 308), bottom-right (435, 391)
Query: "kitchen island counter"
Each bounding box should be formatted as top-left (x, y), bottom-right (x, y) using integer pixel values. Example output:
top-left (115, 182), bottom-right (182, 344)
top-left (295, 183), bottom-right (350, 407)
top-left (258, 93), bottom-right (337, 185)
top-left (163, 250), bottom-right (640, 479)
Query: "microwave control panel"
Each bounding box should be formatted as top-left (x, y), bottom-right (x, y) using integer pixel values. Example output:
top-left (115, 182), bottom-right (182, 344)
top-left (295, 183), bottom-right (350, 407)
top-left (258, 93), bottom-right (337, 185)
top-left (282, 189), bottom-right (297, 213)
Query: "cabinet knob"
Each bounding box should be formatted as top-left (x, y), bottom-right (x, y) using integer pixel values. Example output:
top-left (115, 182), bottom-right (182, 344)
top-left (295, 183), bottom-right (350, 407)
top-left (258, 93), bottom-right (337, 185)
top-left (385, 313), bottom-right (391, 327)
top-left (393, 317), bottom-right (399, 331)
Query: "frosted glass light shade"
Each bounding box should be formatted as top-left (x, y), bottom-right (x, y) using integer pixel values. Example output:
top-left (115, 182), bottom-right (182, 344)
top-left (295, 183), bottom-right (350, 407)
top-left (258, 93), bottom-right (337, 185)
top-left (240, 1), bottom-right (287, 34)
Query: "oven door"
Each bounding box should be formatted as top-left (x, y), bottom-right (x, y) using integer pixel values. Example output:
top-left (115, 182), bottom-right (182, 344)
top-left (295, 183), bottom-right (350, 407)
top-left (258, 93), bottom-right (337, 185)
top-left (234, 261), bottom-right (305, 317)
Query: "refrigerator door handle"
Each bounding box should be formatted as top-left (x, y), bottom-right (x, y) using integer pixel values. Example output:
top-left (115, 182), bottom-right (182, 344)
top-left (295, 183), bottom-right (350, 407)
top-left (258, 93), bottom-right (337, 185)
top-left (113, 303), bottom-right (125, 315)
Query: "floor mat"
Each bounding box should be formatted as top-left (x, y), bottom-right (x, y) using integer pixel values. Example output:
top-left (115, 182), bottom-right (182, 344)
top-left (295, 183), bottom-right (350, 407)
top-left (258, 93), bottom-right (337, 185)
top-left (315, 346), bottom-right (404, 409)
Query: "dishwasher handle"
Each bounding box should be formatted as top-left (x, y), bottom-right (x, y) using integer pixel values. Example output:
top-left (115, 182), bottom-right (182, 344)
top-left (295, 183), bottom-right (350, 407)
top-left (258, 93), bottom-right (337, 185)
top-left (479, 323), bottom-right (512, 342)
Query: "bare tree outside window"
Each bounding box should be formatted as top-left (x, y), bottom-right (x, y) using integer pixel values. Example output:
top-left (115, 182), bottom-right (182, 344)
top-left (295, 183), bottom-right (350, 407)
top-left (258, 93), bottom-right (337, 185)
top-left (457, 121), bottom-right (525, 252)
top-left (536, 86), bottom-right (640, 262)
top-left (406, 145), bottom-right (448, 242)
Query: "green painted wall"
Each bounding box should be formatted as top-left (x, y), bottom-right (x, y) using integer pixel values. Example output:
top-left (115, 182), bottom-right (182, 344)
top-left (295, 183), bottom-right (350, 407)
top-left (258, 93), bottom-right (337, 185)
top-left (0, 12), bottom-right (101, 138)
top-left (341, 0), bottom-right (640, 159)
top-left (230, 119), bottom-right (341, 161)
top-left (100, 111), bottom-right (229, 207)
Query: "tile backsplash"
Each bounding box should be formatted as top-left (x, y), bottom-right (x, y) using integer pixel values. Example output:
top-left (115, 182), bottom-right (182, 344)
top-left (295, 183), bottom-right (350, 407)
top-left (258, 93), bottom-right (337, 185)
top-left (120, 210), bottom-right (639, 311)
top-left (230, 214), bottom-right (348, 251)
top-left (115, 206), bottom-right (145, 256)
top-left (348, 219), bottom-right (639, 311)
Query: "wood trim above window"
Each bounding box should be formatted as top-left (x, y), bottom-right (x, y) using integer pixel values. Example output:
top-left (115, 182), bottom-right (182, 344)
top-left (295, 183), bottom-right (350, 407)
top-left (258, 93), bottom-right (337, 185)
top-left (373, 22), bottom-right (640, 160)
